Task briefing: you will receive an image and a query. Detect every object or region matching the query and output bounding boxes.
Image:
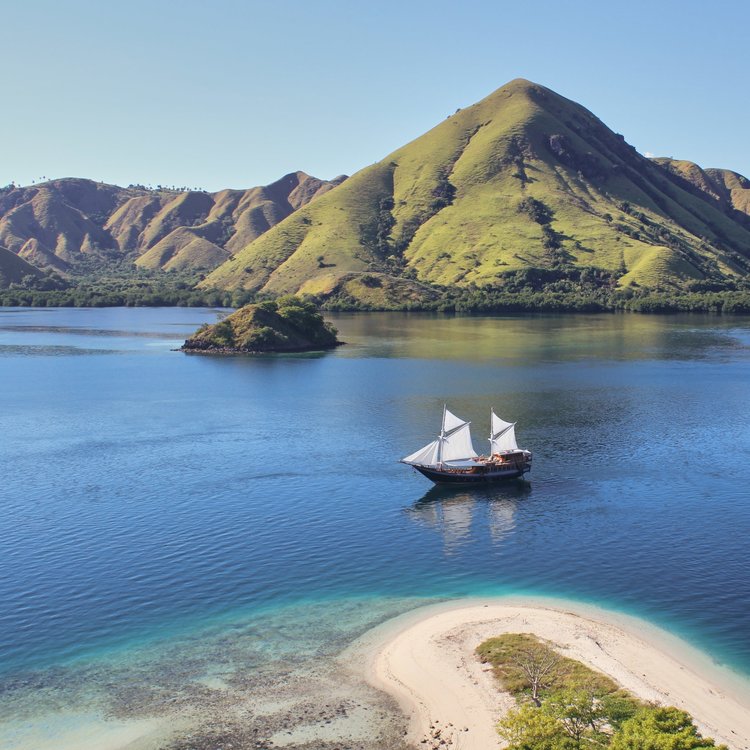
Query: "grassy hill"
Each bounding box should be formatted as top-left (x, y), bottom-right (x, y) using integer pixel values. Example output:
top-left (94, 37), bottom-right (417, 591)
top-left (203, 79), bottom-right (750, 301)
top-left (0, 172), bottom-right (346, 281)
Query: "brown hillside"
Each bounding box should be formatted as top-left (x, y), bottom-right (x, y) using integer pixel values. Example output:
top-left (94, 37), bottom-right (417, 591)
top-left (654, 158), bottom-right (750, 218)
top-left (0, 172), bottom-right (347, 276)
top-left (0, 245), bottom-right (43, 284)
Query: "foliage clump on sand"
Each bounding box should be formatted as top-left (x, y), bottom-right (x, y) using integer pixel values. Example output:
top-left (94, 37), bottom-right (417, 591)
top-left (477, 633), bottom-right (727, 750)
top-left (182, 295), bottom-right (339, 353)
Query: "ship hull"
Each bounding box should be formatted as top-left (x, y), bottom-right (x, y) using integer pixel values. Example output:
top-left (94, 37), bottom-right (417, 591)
top-left (413, 464), bottom-right (530, 484)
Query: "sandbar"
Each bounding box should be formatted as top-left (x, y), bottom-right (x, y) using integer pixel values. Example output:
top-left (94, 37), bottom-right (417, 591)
top-left (351, 597), bottom-right (750, 750)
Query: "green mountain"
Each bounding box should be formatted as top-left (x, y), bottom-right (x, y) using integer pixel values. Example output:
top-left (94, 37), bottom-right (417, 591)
top-left (202, 79), bottom-right (750, 302)
top-left (0, 172), bottom-right (346, 278)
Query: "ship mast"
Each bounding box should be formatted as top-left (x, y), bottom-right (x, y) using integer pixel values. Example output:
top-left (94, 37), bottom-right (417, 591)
top-left (437, 403), bottom-right (446, 465)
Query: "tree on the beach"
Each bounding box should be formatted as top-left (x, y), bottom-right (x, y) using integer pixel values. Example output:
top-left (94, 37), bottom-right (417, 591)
top-left (499, 699), bottom-right (727, 750)
top-left (498, 704), bottom-right (570, 750)
top-left (483, 634), bottom-right (727, 750)
top-left (609, 706), bottom-right (729, 750)
top-left (476, 633), bottom-right (619, 704)
top-left (598, 692), bottom-right (640, 730)
top-left (512, 643), bottom-right (560, 706)
top-left (500, 688), bottom-right (613, 750)
top-left (544, 688), bottom-right (610, 745)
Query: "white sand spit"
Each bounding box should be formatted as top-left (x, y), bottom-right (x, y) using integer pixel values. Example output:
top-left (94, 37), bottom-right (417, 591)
top-left (350, 598), bottom-right (750, 750)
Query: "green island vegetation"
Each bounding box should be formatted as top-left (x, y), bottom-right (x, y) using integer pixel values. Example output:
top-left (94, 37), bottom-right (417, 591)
top-left (3, 262), bottom-right (750, 314)
top-left (181, 295), bottom-right (340, 353)
top-left (476, 633), bottom-right (727, 750)
top-left (0, 259), bottom-right (256, 308)
top-left (322, 267), bottom-right (750, 313)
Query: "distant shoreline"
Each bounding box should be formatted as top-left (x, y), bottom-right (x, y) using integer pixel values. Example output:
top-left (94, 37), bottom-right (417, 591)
top-left (3, 301), bottom-right (750, 316)
top-left (349, 597), bottom-right (750, 750)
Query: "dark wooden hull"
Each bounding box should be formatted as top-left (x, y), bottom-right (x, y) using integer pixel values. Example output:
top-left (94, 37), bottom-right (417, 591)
top-left (413, 463), bottom-right (531, 485)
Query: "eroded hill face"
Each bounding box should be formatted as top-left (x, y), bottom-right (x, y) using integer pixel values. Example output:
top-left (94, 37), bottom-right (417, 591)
top-left (0, 173), bottom-right (346, 276)
top-left (203, 79), bottom-right (750, 298)
top-left (653, 158), bottom-right (750, 219)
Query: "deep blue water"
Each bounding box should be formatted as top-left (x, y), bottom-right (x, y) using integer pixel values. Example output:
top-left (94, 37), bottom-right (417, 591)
top-left (1, 307), bottom-right (750, 683)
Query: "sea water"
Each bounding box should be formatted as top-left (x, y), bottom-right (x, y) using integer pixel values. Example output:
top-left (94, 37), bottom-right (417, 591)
top-left (1, 307), bottom-right (749, 747)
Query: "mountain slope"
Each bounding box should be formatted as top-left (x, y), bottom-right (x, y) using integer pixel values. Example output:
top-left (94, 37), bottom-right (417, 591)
top-left (0, 245), bottom-right (43, 285)
top-left (203, 79), bottom-right (750, 297)
top-left (0, 172), bottom-right (346, 277)
top-left (0, 180), bottom-right (121, 270)
top-left (134, 172), bottom-right (346, 272)
top-left (653, 158), bottom-right (750, 218)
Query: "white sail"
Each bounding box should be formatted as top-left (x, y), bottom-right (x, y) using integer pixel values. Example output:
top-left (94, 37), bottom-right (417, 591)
top-left (440, 408), bottom-right (477, 463)
top-left (402, 408), bottom-right (477, 466)
top-left (490, 409), bottom-right (519, 452)
top-left (443, 408), bottom-right (466, 433)
top-left (402, 440), bottom-right (440, 466)
top-left (441, 422), bottom-right (477, 462)
top-left (491, 424), bottom-right (518, 452)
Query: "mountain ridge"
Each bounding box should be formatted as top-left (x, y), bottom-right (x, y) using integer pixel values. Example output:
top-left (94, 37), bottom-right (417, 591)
top-left (0, 172), bottom-right (347, 278)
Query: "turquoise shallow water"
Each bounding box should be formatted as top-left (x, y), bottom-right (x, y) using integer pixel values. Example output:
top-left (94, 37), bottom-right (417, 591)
top-left (1, 307), bottom-right (750, 737)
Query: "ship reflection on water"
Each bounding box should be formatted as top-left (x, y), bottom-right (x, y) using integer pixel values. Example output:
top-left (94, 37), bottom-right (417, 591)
top-left (406, 481), bottom-right (532, 555)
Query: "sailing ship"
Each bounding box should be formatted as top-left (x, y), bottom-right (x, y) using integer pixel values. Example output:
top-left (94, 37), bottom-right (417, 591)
top-left (401, 407), bottom-right (532, 484)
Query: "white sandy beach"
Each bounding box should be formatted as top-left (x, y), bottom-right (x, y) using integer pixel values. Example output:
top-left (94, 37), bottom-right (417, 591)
top-left (353, 598), bottom-right (750, 750)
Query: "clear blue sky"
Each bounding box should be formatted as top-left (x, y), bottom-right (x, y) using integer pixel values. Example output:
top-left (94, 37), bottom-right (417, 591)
top-left (4, 0), bottom-right (748, 191)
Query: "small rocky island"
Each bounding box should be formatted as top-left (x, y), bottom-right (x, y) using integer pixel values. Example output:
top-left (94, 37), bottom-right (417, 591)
top-left (182, 296), bottom-right (341, 354)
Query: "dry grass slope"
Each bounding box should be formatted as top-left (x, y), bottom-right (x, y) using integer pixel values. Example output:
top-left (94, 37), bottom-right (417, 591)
top-left (0, 173), bottom-right (345, 278)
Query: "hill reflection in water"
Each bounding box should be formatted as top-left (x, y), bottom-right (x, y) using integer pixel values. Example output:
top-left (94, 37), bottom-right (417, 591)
top-left (332, 312), bottom-right (749, 364)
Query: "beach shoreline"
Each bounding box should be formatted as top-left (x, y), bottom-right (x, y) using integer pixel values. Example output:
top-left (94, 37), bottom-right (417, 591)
top-left (349, 596), bottom-right (750, 750)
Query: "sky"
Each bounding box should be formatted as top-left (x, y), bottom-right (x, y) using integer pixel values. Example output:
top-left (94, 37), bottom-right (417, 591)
top-left (3, 0), bottom-right (749, 191)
